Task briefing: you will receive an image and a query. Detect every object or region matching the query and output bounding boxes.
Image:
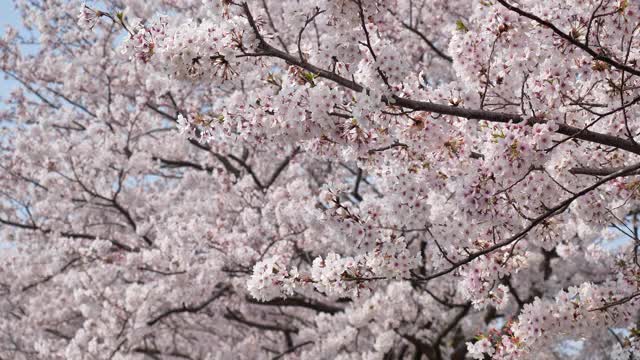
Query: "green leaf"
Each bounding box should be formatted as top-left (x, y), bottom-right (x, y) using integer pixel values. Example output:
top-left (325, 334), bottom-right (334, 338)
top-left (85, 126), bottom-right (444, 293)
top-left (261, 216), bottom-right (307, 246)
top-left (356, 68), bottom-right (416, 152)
top-left (303, 72), bottom-right (317, 87)
top-left (619, 0), bottom-right (628, 12)
top-left (456, 20), bottom-right (469, 33)
top-left (491, 131), bottom-right (506, 139)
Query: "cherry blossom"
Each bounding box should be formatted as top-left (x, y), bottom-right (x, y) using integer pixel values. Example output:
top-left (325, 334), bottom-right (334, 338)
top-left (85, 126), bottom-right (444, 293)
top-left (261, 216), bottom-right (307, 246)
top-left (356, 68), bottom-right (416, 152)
top-left (0, 0), bottom-right (639, 359)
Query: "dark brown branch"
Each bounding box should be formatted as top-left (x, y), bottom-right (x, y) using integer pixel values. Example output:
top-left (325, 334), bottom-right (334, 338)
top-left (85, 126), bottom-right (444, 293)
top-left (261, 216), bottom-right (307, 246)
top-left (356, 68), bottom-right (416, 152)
top-left (368, 141), bottom-right (408, 154)
top-left (496, 0), bottom-right (640, 77)
top-left (3, 71), bottom-right (60, 109)
top-left (147, 285), bottom-right (230, 326)
top-left (397, 19), bottom-right (453, 62)
top-left (224, 308), bottom-right (299, 333)
top-left (296, 8), bottom-right (325, 63)
top-left (144, 102), bottom-right (241, 177)
top-left (45, 86), bottom-right (97, 117)
top-left (570, 166), bottom-right (640, 176)
top-left (271, 341), bottom-right (313, 360)
top-left (246, 296), bottom-right (344, 314)
top-left (355, 0), bottom-right (377, 61)
top-left (400, 333), bottom-right (437, 360)
top-left (43, 328), bottom-right (72, 341)
top-left (153, 156), bottom-right (215, 173)
top-left (422, 287), bottom-right (469, 308)
top-left (228, 153), bottom-right (265, 189)
top-left (0, 217), bottom-right (134, 252)
top-left (228, 147), bottom-right (300, 191)
top-left (416, 161), bottom-right (640, 281)
top-left (352, 167), bottom-right (364, 202)
top-left (22, 257), bottom-right (81, 292)
top-left (241, 3), bottom-right (640, 156)
top-left (261, 0), bottom-right (290, 53)
top-left (265, 147), bottom-right (300, 189)
top-left (0, 217), bottom-right (37, 230)
top-left (589, 291), bottom-right (640, 312)
top-left (434, 303), bottom-right (471, 347)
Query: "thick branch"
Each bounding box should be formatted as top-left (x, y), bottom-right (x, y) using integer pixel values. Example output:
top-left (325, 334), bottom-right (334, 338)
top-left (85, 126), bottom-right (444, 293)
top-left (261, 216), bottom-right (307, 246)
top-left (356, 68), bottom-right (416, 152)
top-left (0, 217), bottom-right (134, 251)
top-left (416, 161), bottom-right (640, 281)
top-left (223, 309), bottom-right (298, 333)
top-left (241, 3), bottom-right (640, 156)
top-left (271, 341), bottom-right (313, 360)
top-left (496, 0), bottom-right (640, 77)
top-left (147, 285), bottom-right (230, 326)
top-left (246, 296), bottom-right (344, 314)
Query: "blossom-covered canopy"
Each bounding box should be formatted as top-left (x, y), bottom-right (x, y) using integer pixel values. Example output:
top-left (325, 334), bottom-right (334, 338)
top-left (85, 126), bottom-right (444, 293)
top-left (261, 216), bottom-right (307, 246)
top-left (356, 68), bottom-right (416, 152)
top-left (1, 0), bottom-right (640, 359)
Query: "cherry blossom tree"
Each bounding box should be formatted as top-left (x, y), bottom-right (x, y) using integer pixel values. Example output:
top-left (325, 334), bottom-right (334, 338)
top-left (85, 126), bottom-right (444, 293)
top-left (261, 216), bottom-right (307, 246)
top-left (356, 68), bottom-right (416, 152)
top-left (1, 0), bottom-right (640, 358)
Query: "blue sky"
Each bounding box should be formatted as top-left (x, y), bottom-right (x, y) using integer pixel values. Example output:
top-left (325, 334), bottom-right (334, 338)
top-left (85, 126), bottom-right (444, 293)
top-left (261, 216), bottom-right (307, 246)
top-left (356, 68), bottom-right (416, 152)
top-left (0, 0), bottom-right (18, 27)
top-left (0, 0), bottom-right (20, 101)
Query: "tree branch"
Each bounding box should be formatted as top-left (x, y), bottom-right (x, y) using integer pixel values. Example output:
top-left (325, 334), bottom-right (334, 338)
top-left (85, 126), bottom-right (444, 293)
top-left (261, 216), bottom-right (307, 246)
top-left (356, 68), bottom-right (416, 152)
top-left (496, 0), bottom-right (640, 77)
top-left (240, 3), bottom-right (640, 156)
top-left (146, 285), bottom-right (230, 326)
